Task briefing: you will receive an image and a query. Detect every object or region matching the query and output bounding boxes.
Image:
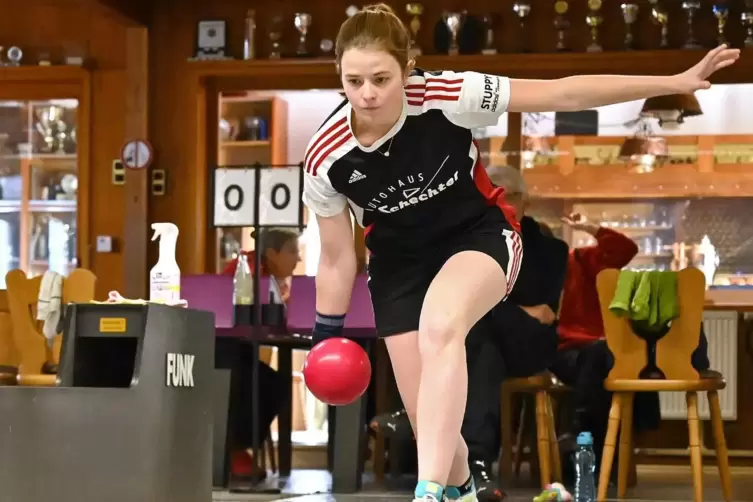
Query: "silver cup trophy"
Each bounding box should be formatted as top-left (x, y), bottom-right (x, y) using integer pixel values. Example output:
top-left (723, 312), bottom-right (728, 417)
top-left (294, 13), bottom-right (312, 57)
top-left (445, 13), bottom-right (462, 56)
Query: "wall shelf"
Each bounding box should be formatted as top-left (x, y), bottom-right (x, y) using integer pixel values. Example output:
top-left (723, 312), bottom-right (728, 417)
top-left (186, 49), bottom-right (753, 84)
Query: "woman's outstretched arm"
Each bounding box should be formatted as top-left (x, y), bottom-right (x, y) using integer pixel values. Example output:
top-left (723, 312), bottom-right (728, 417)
top-left (508, 45), bottom-right (740, 112)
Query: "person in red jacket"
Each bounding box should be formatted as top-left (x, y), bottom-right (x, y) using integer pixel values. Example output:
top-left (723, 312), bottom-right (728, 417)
top-left (551, 213), bottom-right (638, 486)
top-left (557, 214), bottom-right (639, 350)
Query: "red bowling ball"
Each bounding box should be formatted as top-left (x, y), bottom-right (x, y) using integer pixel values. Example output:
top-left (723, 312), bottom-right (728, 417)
top-left (303, 337), bottom-right (371, 406)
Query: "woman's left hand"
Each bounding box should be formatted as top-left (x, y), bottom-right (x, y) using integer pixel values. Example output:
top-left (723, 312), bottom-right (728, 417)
top-left (675, 45), bottom-right (740, 92)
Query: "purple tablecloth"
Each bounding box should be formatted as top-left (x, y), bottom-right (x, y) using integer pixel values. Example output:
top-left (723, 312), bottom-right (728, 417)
top-left (181, 274), bottom-right (376, 339)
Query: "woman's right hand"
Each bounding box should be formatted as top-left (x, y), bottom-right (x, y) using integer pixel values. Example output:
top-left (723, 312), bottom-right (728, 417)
top-left (520, 304), bottom-right (557, 325)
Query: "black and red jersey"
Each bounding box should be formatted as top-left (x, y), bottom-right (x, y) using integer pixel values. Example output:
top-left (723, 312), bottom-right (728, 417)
top-left (302, 68), bottom-right (517, 258)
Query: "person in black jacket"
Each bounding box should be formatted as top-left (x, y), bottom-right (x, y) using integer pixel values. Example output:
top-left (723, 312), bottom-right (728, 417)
top-left (462, 165), bottom-right (569, 501)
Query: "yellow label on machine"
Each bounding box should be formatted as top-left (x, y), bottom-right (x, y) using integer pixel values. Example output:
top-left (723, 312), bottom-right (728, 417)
top-left (99, 317), bottom-right (127, 333)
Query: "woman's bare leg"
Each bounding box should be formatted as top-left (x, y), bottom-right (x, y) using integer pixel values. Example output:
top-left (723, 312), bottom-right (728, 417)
top-left (385, 333), bottom-right (481, 495)
top-left (416, 251), bottom-right (507, 490)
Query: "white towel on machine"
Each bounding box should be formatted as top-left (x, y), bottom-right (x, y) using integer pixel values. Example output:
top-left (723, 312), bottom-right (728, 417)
top-left (37, 270), bottom-right (63, 346)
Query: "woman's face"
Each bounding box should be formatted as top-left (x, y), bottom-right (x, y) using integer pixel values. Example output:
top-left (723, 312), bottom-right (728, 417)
top-left (340, 47), bottom-right (408, 129)
top-left (266, 238), bottom-right (301, 278)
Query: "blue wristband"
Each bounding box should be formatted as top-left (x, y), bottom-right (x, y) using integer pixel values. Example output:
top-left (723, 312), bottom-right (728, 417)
top-left (312, 312), bottom-right (346, 345)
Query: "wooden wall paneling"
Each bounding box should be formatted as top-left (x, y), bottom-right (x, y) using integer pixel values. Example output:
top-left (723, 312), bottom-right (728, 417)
top-left (90, 70), bottom-right (127, 300)
top-left (270, 97), bottom-right (288, 166)
top-left (122, 26), bottom-right (149, 298)
top-left (76, 70), bottom-right (92, 271)
top-left (89, 0), bottom-right (149, 25)
top-left (200, 79), bottom-right (217, 272)
top-left (0, 0), bottom-right (128, 69)
top-left (149, 1), bottom-right (204, 274)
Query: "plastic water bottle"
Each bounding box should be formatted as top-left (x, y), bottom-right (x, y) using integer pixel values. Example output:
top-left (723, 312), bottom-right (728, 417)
top-left (574, 431), bottom-right (596, 502)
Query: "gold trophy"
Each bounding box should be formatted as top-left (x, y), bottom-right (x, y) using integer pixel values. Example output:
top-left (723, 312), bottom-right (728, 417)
top-left (553, 1), bottom-right (570, 52)
top-left (651, 2), bottom-right (670, 48)
top-left (586, 0), bottom-right (603, 52)
top-left (406, 3), bottom-right (424, 57)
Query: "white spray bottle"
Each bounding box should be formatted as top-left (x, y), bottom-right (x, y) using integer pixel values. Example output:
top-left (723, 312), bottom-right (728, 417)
top-left (150, 222), bottom-right (181, 303)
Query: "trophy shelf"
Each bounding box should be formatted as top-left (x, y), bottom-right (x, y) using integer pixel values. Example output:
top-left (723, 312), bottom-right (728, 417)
top-left (187, 49), bottom-right (753, 84)
top-left (0, 65), bottom-right (90, 84)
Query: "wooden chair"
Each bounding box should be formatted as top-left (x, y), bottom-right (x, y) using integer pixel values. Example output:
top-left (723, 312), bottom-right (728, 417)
top-left (0, 290), bottom-right (19, 385)
top-left (500, 371), bottom-right (566, 489)
top-left (5, 268), bottom-right (96, 386)
top-left (595, 268), bottom-right (732, 502)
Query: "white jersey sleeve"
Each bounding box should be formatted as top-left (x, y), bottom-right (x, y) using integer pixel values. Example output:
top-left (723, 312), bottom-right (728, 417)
top-left (302, 113), bottom-right (350, 218)
top-left (405, 70), bottom-right (511, 128)
top-left (302, 169), bottom-right (347, 218)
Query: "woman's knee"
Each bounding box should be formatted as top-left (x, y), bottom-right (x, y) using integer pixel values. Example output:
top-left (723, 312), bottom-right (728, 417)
top-left (419, 310), bottom-right (468, 355)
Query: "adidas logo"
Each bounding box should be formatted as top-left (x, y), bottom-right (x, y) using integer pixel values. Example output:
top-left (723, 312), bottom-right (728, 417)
top-left (349, 170), bottom-right (366, 183)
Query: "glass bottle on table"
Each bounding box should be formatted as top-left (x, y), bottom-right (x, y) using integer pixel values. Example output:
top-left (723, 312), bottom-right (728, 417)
top-left (233, 254), bottom-right (253, 305)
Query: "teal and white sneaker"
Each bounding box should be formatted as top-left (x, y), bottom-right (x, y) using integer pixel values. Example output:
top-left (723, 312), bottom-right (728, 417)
top-left (414, 481), bottom-right (445, 502)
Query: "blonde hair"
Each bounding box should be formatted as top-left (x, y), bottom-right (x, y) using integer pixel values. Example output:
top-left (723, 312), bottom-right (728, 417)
top-left (335, 3), bottom-right (412, 70)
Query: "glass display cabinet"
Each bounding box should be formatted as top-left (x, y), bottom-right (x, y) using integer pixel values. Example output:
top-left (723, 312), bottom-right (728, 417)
top-left (0, 67), bottom-right (90, 288)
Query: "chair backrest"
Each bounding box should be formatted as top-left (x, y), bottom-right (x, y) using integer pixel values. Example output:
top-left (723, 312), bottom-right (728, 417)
top-left (596, 267), bottom-right (705, 381)
top-left (0, 290), bottom-right (18, 368)
top-left (6, 269), bottom-right (96, 374)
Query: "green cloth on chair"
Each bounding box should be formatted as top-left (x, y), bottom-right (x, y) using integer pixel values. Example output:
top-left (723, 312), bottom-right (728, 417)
top-left (609, 270), bottom-right (679, 332)
top-left (609, 270), bottom-right (639, 318)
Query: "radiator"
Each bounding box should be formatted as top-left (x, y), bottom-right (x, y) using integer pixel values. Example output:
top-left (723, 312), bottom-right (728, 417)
top-left (659, 311), bottom-right (738, 420)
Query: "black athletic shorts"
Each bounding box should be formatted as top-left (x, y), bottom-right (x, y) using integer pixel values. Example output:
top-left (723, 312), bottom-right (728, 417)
top-left (366, 212), bottom-right (523, 338)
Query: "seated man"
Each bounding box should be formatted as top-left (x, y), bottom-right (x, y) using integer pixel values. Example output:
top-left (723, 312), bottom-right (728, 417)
top-left (462, 165), bottom-right (569, 501)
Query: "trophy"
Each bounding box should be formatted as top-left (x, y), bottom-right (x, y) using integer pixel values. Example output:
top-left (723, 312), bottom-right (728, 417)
top-left (445, 12), bottom-right (462, 56)
top-left (621, 3), bottom-right (639, 50)
top-left (585, 0), bottom-right (603, 52)
top-left (553, 1), bottom-right (570, 52)
top-left (513, 2), bottom-right (531, 52)
top-left (7, 46), bottom-right (22, 66)
top-left (268, 14), bottom-right (283, 59)
top-left (406, 3), bottom-right (424, 57)
top-left (35, 106), bottom-right (68, 154)
top-left (294, 13), bottom-right (312, 57)
top-left (681, 1), bottom-right (702, 49)
top-left (712, 2), bottom-right (729, 46)
top-left (320, 39), bottom-right (334, 55)
top-left (481, 14), bottom-right (499, 55)
top-left (743, 2), bottom-right (753, 48)
top-left (651, 3), bottom-right (670, 48)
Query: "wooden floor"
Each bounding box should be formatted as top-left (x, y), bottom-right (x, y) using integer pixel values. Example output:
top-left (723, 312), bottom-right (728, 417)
top-left (213, 465), bottom-right (753, 501)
